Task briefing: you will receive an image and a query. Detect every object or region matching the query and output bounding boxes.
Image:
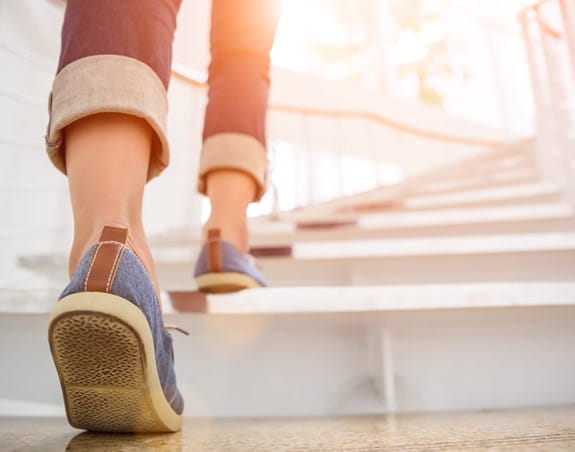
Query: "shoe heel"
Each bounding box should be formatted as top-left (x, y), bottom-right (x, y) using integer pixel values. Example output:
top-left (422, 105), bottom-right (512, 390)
top-left (196, 228), bottom-right (265, 293)
top-left (195, 272), bottom-right (261, 293)
top-left (48, 292), bottom-right (182, 433)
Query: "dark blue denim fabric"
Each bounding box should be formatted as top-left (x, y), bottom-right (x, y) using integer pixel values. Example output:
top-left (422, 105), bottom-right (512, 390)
top-left (193, 239), bottom-right (269, 287)
top-left (203, 0), bottom-right (282, 148)
top-left (57, 0), bottom-right (280, 147)
top-left (58, 0), bottom-right (182, 89)
top-left (59, 245), bottom-right (184, 415)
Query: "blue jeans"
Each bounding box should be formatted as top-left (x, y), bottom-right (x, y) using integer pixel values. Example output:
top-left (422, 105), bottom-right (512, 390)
top-left (47, 0), bottom-right (281, 201)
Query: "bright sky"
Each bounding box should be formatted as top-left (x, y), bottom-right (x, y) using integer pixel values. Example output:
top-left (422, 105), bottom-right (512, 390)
top-left (271, 0), bottom-right (538, 76)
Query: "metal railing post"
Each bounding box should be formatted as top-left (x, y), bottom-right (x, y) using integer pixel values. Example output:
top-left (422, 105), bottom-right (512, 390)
top-left (519, 9), bottom-right (559, 182)
top-left (559, 0), bottom-right (575, 83)
top-left (558, 0), bottom-right (575, 205)
top-left (539, 14), bottom-right (573, 188)
top-left (538, 2), bottom-right (575, 201)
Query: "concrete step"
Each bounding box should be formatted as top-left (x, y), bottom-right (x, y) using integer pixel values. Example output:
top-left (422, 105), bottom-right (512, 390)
top-left (242, 233), bottom-right (575, 287)
top-left (1, 282), bottom-right (574, 417)
top-left (247, 203), bottom-right (575, 245)
top-left (286, 232), bottom-right (575, 260)
top-left (282, 178), bottom-right (562, 219)
top-left (278, 141), bottom-right (536, 221)
top-left (403, 149), bottom-right (539, 197)
top-left (166, 282), bottom-right (575, 314)
top-left (4, 282), bottom-right (574, 314)
top-left (247, 252), bottom-right (575, 287)
top-left (405, 166), bottom-right (538, 197)
top-left (17, 231), bottom-right (575, 289)
top-left (397, 182), bottom-right (563, 211)
top-left (336, 181), bottom-right (564, 215)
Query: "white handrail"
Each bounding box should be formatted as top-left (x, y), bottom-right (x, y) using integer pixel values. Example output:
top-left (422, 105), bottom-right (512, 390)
top-left (519, 0), bottom-right (575, 204)
top-left (559, 0), bottom-right (575, 84)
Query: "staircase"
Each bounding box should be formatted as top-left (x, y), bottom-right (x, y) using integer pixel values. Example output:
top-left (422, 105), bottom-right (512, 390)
top-left (1, 0), bottom-right (575, 421)
top-left (148, 78), bottom-right (575, 417)
top-left (151, 0), bottom-right (575, 417)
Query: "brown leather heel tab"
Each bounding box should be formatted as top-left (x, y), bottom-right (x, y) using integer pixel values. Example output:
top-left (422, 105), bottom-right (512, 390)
top-left (84, 226), bottom-right (129, 293)
top-left (207, 228), bottom-right (223, 273)
top-left (99, 226), bottom-right (129, 244)
top-left (207, 229), bottom-right (221, 240)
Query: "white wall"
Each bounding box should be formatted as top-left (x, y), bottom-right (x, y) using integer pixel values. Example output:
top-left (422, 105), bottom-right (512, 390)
top-left (0, 0), bottom-right (208, 290)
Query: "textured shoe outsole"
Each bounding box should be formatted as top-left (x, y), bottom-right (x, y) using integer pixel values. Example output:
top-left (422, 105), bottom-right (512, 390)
top-left (48, 292), bottom-right (182, 433)
top-left (195, 272), bottom-right (262, 293)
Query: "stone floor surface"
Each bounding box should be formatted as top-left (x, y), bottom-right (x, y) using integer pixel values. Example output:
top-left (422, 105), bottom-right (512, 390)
top-left (1, 405), bottom-right (575, 451)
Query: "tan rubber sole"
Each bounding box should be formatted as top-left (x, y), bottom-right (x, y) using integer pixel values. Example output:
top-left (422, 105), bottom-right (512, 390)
top-left (195, 272), bottom-right (261, 293)
top-left (48, 292), bottom-right (182, 433)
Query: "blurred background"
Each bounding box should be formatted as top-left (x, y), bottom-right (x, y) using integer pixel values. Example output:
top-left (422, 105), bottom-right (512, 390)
top-left (1, 0), bottom-right (575, 420)
top-left (1, 0), bottom-right (571, 291)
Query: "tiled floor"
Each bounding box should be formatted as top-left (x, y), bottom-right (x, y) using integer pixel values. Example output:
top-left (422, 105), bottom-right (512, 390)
top-left (1, 406), bottom-right (575, 451)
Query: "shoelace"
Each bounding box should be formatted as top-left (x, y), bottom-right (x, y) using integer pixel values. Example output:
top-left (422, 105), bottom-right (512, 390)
top-left (164, 324), bottom-right (190, 336)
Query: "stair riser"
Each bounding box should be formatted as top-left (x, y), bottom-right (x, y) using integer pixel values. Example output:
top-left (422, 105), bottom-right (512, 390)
top-left (2, 307), bottom-right (574, 417)
top-left (401, 192), bottom-right (562, 211)
top-left (22, 250), bottom-right (574, 291)
top-left (253, 251), bottom-right (575, 287)
top-left (252, 218), bottom-right (575, 245)
top-left (406, 169), bottom-right (538, 197)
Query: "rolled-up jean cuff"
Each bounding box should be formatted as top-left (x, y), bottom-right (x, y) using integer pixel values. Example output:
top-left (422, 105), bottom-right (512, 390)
top-left (198, 133), bottom-right (267, 201)
top-left (45, 55), bottom-right (169, 181)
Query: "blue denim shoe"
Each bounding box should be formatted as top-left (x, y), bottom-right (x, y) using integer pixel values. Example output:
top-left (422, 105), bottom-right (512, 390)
top-left (48, 226), bottom-right (184, 433)
top-left (194, 228), bottom-right (268, 293)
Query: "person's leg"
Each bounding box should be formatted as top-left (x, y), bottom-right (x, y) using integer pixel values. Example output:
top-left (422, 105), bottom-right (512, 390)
top-left (199, 0), bottom-right (283, 253)
top-left (47, 0), bottom-right (182, 291)
top-left (65, 113), bottom-right (157, 289)
top-left (46, 0), bottom-right (185, 432)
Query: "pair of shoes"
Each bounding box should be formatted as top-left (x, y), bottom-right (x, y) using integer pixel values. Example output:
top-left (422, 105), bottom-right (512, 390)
top-left (49, 226), bottom-right (265, 432)
top-left (193, 228), bottom-right (268, 293)
top-left (48, 226), bottom-right (184, 433)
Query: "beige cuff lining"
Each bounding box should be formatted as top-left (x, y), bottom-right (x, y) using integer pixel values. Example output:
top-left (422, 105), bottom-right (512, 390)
top-left (198, 133), bottom-right (268, 201)
top-left (46, 54), bottom-right (169, 181)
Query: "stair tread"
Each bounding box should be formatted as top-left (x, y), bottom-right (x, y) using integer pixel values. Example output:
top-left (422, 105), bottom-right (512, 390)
top-left (403, 182), bottom-right (561, 209)
top-left (278, 141), bottom-right (535, 220)
top-left (3, 282), bottom-right (574, 314)
top-left (287, 232), bottom-right (575, 259)
top-left (19, 231), bottom-right (575, 270)
top-left (167, 282), bottom-right (575, 314)
top-left (360, 202), bottom-right (574, 227)
top-left (248, 203), bottom-right (575, 243)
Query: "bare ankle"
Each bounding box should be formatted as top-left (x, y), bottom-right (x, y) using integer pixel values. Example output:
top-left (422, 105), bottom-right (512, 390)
top-left (204, 170), bottom-right (256, 254)
top-left (203, 217), bottom-right (249, 253)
